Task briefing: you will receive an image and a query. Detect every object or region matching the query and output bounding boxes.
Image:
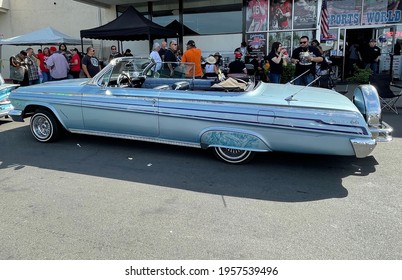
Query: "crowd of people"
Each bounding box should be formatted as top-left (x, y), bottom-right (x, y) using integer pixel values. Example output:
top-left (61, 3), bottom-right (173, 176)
top-left (143, 38), bottom-right (321, 85)
top-left (8, 44), bottom-right (136, 86)
top-left (9, 44), bottom-right (83, 85)
top-left (7, 36), bottom-right (386, 87)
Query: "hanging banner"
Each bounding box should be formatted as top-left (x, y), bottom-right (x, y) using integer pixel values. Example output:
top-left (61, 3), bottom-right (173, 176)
top-left (362, 0), bottom-right (402, 25)
top-left (247, 33), bottom-right (267, 57)
top-left (269, 0), bottom-right (292, 30)
top-left (246, 0), bottom-right (269, 32)
top-left (327, 0), bottom-right (362, 27)
top-left (293, 0), bottom-right (318, 29)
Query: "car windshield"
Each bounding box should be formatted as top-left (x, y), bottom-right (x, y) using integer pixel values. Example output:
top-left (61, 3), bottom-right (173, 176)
top-left (96, 57), bottom-right (152, 87)
top-left (96, 57), bottom-right (197, 88)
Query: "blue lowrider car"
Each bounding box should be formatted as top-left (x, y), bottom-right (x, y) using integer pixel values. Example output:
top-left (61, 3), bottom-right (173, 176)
top-left (0, 74), bottom-right (19, 119)
top-left (8, 57), bottom-right (393, 164)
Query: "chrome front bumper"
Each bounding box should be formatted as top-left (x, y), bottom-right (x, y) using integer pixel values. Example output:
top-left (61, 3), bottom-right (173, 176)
top-left (8, 109), bottom-right (24, 122)
top-left (351, 121), bottom-right (393, 158)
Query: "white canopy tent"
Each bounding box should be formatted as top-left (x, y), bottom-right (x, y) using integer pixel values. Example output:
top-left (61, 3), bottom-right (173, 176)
top-left (0, 26), bottom-right (91, 46)
top-left (0, 26), bottom-right (91, 78)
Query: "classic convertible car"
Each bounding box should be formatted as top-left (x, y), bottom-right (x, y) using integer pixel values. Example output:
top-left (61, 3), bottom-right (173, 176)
top-left (8, 57), bottom-right (393, 164)
top-left (0, 74), bottom-right (19, 119)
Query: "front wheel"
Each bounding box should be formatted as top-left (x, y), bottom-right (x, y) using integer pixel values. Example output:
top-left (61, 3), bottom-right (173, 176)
top-left (30, 110), bottom-right (60, 142)
top-left (213, 147), bottom-right (255, 164)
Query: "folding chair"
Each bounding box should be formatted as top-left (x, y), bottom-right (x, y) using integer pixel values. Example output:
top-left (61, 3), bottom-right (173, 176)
top-left (369, 73), bottom-right (402, 114)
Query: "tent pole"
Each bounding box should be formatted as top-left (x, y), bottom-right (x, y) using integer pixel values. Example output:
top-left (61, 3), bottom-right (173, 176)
top-left (149, 34), bottom-right (152, 54)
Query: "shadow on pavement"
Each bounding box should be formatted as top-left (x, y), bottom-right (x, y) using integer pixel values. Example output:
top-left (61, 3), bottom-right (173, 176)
top-left (0, 123), bottom-right (380, 203)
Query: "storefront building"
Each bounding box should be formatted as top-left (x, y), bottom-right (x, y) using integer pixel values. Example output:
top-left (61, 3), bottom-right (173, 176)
top-left (105, 0), bottom-right (402, 78)
top-left (2, 0), bottom-right (402, 78)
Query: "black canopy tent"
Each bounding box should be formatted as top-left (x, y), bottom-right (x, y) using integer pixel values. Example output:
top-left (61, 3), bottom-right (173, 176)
top-left (165, 20), bottom-right (198, 37)
top-left (80, 6), bottom-right (178, 51)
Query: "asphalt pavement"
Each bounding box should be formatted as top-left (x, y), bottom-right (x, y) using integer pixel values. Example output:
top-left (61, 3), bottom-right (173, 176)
top-left (0, 89), bottom-right (401, 260)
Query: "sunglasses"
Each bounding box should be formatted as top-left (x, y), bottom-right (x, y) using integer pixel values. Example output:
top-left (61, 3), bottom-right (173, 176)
top-left (299, 41), bottom-right (308, 44)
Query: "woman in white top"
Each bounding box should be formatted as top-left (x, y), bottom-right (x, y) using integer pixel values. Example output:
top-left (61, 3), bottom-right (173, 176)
top-left (203, 55), bottom-right (219, 78)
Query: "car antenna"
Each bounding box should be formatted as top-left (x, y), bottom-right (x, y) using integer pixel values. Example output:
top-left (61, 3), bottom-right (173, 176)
top-left (286, 70), bottom-right (310, 85)
top-left (285, 72), bottom-right (321, 102)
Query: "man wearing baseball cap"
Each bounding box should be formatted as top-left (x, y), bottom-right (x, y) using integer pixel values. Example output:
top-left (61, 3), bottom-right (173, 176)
top-left (228, 52), bottom-right (247, 74)
top-left (181, 40), bottom-right (203, 78)
top-left (45, 46), bottom-right (69, 81)
top-left (362, 39), bottom-right (381, 74)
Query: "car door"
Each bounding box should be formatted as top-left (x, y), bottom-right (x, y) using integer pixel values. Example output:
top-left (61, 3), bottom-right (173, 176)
top-left (81, 84), bottom-right (159, 137)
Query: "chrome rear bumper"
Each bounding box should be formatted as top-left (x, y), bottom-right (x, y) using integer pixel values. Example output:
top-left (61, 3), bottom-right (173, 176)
top-left (370, 121), bottom-right (393, 142)
top-left (351, 138), bottom-right (376, 158)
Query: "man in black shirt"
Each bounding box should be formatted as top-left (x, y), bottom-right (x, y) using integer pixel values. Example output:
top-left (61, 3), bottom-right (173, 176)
top-left (158, 40), bottom-right (167, 61)
top-left (228, 52), bottom-right (247, 74)
top-left (82, 47), bottom-right (101, 78)
top-left (362, 39), bottom-right (381, 74)
top-left (291, 35), bottom-right (323, 86)
top-left (163, 40), bottom-right (178, 77)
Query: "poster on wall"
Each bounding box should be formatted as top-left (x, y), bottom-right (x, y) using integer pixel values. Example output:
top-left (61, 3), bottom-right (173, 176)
top-left (247, 33), bottom-right (267, 57)
top-left (293, 0), bottom-right (318, 29)
top-left (269, 0), bottom-right (292, 30)
top-left (327, 0), bottom-right (362, 27)
top-left (362, 0), bottom-right (402, 25)
top-left (246, 0), bottom-right (268, 32)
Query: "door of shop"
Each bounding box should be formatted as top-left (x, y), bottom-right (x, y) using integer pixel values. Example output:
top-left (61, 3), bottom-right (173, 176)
top-left (344, 28), bottom-right (376, 78)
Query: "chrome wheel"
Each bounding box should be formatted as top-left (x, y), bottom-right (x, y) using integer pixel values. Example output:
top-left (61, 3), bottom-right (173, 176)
top-left (213, 147), bottom-right (254, 164)
top-left (30, 110), bottom-right (59, 142)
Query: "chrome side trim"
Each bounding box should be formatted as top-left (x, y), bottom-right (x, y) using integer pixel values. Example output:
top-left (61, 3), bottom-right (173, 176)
top-left (370, 121), bottom-right (393, 142)
top-left (69, 129), bottom-right (201, 149)
top-left (350, 138), bottom-right (376, 158)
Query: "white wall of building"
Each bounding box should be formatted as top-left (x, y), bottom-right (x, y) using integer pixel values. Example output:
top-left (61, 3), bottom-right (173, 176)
top-left (0, 0), bottom-right (117, 78)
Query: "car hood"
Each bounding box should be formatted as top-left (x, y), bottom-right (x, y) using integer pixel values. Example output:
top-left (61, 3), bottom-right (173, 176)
top-left (11, 79), bottom-right (89, 94)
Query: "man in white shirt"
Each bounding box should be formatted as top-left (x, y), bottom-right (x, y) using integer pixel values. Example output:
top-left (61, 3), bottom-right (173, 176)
top-left (45, 46), bottom-right (69, 81)
top-left (150, 42), bottom-right (162, 72)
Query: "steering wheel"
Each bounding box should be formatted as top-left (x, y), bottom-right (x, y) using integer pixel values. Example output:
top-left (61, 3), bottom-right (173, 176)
top-left (117, 73), bottom-right (133, 87)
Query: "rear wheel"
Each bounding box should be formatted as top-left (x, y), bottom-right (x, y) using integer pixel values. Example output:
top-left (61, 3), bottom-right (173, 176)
top-left (30, 109), bottom-right (60, 142)
top-left (213, 147), bottom-right (255, 164)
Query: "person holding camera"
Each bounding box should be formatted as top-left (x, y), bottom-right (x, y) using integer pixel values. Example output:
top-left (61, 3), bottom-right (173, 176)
top-left (267, 42), bottom-right (288, 83)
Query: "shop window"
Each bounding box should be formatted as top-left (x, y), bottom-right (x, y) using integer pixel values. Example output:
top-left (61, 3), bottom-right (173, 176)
top-left (183, 1), bottom-right (242, 35)
top-left (183, 11), bottom-right (242, 35)
top-left (269, 0), bottom-right (292, 31)
top-left (291, 30), bottom-right (315, 52)
top-left (268, 31), bottom-right (292, 52)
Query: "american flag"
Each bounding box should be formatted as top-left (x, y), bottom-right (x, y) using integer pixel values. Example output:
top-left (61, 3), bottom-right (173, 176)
top-left (320, 0), bottom-right (329, 39)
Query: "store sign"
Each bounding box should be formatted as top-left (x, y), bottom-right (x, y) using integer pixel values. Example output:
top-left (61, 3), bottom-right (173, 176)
top-left (366, 10), bottom-right (401, 24)
top-left (328, 13), bottom-right (360, 25)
